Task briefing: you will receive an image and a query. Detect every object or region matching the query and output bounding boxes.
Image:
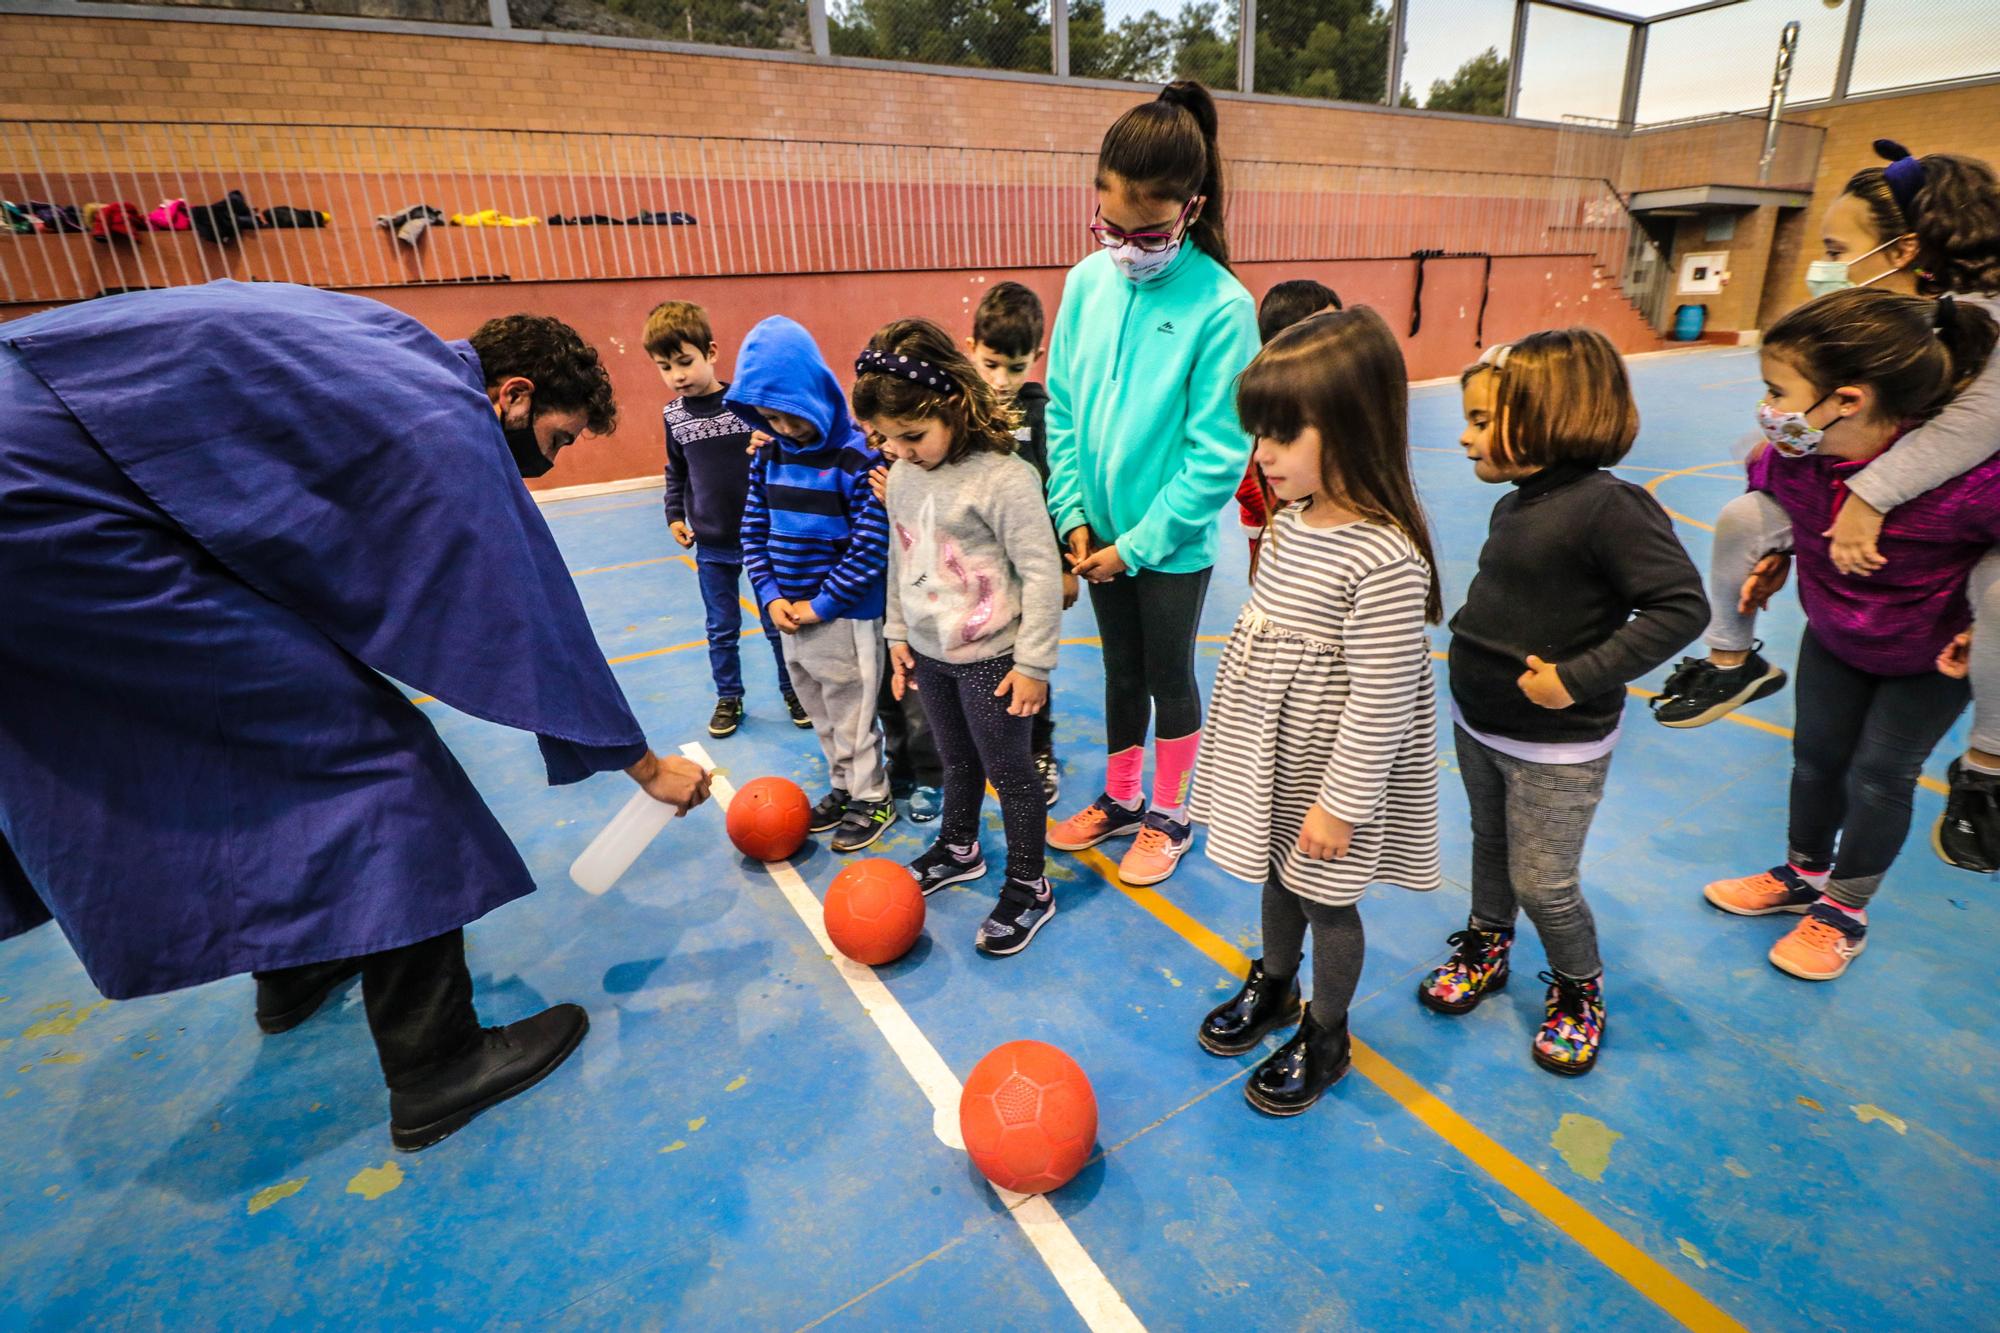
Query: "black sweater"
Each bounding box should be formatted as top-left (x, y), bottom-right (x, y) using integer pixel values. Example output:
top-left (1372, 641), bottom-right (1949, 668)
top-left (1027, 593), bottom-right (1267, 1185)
top-left (1012, 381), bottom-right (1058, 538)
top-left (1448, 464), bottom-right (1708, 744)
top-left (663, 383), bottom-right (759, 556)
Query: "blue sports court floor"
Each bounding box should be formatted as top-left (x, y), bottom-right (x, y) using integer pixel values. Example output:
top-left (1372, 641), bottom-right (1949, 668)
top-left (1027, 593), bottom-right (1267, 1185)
top-left (4, 345), bottom-right (1995, 1331)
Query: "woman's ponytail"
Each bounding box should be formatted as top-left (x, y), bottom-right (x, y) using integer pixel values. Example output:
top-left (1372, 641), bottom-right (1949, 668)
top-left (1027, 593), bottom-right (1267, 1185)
top-left (1157, 81), bottom-right (1228, 268)
top-left (1097, 79), bottom-right (1230, 268)
top-left (1933, 294), bottom-right (2000, 401)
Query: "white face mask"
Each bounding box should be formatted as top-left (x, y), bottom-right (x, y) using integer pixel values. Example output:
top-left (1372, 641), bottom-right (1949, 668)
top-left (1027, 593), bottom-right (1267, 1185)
top-left (1756, 392), bottom-right (1837, 458)
top-left (1110, 238), bottom-right (1181, 284)
top-left (1804, 235), bottom-right (1910, 298)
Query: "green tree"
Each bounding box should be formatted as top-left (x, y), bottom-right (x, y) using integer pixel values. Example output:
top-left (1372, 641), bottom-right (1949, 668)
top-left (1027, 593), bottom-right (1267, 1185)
top-left (1067, 0), bottom-right (1171, 82)
top-left (830, 0), bottom-right (1050, 71)
top-left (1424, 46), bottom-right (1509, 116)
top-left (1252, 0), bottom-right (1389, 102)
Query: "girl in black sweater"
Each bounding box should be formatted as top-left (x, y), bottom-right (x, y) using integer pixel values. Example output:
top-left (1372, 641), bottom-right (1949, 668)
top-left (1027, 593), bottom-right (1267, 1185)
top-left (1421, 329), bottom-right (1707, 1076)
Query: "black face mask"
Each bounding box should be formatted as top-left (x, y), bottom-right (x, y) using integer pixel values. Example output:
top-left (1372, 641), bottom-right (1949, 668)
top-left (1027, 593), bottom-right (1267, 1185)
top-left (502, 412), bottom-right (553, 478)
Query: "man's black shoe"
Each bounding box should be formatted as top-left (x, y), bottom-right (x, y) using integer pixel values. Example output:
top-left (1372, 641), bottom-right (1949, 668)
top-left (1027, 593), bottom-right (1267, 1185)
top-left (255, 958), bottom-right (365, 1034)
top-left (389, 1004), bottom-right (589, 1152)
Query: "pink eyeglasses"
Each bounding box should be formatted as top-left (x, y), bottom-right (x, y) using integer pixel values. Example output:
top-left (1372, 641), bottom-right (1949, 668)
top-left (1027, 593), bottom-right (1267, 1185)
top-left (1088, 197), bottom-right (1199, 254)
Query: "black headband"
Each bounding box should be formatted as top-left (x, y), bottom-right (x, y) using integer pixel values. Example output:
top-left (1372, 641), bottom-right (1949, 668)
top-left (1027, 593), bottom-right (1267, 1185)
top-left (1875, 139), bottom-right (1926, 219)
top-left (854, 346), bottom-right (960, 395)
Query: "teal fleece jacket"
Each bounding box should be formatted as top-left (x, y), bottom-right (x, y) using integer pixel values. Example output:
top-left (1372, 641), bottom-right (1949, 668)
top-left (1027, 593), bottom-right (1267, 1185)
top-left (1044, 245), bottom-right (1260, 575)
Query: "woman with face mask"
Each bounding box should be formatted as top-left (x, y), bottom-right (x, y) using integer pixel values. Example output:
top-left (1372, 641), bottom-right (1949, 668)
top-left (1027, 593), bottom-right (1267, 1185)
top-left (1041, 81), bottom-right (1261, 889)
top-left (1652, 143), bottom-right (2000, 875)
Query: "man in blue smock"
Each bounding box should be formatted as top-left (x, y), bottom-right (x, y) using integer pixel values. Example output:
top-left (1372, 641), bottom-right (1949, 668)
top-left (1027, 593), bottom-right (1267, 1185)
top-left (0, 281), bottom-right (710, 1151)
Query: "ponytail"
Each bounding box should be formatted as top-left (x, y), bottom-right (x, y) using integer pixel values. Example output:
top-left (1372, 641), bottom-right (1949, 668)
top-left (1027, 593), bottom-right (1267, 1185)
top-left (1765, 286), bottom-right (1998, 422)
top-left (1097, 80), bottom-right (1230, 268)
top-left (1933, 294), bottom-right (2000, 400)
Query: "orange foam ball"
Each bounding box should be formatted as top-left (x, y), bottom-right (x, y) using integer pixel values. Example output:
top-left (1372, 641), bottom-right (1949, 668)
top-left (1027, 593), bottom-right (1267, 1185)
top-left (726, 776), bottom-right (811, 862)
top-left (959, 1040), bottom-right (1098, 1195)
top-left (823, 858), bottom-right (925, 965)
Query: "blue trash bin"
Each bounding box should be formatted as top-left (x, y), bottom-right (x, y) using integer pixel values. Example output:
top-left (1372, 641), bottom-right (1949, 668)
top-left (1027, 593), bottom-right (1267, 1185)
top-left (1673, 303), bottom-right (1707, 341)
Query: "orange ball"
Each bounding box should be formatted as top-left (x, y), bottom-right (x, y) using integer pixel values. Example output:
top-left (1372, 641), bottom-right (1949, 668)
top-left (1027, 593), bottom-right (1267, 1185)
top-left (823, 859), bottom-right (925, 965)
top-left (959, 1040), bottom-right (1098, 1195)
top-left (726, 776), bottom-right (810, 862)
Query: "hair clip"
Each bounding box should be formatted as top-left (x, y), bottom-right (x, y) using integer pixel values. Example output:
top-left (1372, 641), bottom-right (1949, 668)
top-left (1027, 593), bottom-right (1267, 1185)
top-left (1477, 343), bottom-right (1512, 370)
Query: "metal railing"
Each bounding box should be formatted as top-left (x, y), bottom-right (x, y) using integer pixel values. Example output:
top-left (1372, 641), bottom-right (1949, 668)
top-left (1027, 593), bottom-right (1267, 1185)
top-left (0, 119), bottom-right (1659, 309)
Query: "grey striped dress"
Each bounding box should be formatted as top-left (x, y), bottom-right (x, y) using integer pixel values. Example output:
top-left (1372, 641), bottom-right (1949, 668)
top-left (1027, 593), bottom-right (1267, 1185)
top-left (1188, 505), bottom-right (1442, 906)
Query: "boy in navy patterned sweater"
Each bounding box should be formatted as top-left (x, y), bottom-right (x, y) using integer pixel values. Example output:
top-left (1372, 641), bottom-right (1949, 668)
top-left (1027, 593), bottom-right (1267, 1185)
top-left (731, 315), bottom-right (899, 854)
top-left (646, 300), bottom-right (809, 739)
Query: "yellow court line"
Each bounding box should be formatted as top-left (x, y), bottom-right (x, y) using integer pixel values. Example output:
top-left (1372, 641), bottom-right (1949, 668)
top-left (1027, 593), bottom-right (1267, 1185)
top-left (569, 556), bottom-right (679, 578)
top-left (1641, 459), bottom-right (1745, 533)
top-left (1064, 842), bottom-right (1746, 1333)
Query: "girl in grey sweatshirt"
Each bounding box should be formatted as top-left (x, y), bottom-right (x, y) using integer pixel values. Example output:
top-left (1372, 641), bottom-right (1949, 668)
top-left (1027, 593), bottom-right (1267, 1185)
top-left (853, 320), bottom-right (1067, 958)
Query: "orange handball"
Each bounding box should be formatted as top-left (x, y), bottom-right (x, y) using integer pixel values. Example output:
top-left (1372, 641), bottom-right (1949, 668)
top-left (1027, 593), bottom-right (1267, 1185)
top-left (959, 1040), bottom-right (1098, 1195)
top-left (823, 859), bottom-right (925, 965)
top-left (726, 776), bottom-right (811, 862)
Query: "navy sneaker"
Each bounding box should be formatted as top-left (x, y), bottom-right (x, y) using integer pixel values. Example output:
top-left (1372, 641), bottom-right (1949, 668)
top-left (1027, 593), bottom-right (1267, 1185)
top-left (909, 840), bottom-right (986, 896)
top-left (976, 878), bottom-right (1056, 957)
top-left (908, 785), bottom-right (943, 823)
top-left (831, 797), bottom-right (899, 854)
top-left (808, 787), bottom-right (850, 835)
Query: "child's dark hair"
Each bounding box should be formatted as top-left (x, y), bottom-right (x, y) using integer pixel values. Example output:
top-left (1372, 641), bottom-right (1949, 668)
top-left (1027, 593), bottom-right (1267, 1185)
top-left (971, 282), bottom-right (1045, 358)
top-left (1763, 287), bottom-right (1999, 423)
top-left (1257, 279), bottom-right (1342, 343)
top-left (1836, 146), bottom-right (2000, 296)
top-left (851, 317), bottom-right (1018, 464)
top-left (470, 313), bottom-right (617, 434)
top-left (1236, 307), bottom-right (1444, 623)
top-left (1462, 327), bottom-right (1637, 471)
top-left (1097, 81), bottom-right (1229, 268)
top-left (642, 300), bottom-right (713, 359)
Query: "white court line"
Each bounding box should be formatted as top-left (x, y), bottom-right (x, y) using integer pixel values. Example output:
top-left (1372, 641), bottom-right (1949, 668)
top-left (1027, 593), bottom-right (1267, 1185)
top-left (681, 742), bottom-right (1144, 1333)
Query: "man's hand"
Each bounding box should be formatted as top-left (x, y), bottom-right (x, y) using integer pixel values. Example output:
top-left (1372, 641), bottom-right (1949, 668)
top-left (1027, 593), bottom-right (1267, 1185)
top-left (888, 641), bottom-right (917, 699)
top-left (1297, 804), bottom-right (1353, 860)
top-left (1940, 630), bottom-right (1973, 680)
top-left (1062, 570), bottom-right (1081, 610)
top-left (788, 600), bottom-right (823, 627)
top-left (1073, 544), bottom-right (1129, 584)
top-left (767, 599), bottom-right (801, 634)
top-left (868, 463), bottom-right (890, 504)
top-left (1518, 655), bottom-right (1576, 710)
top-left (669, 520), bottom-right (694, 549)
top-left (995, 669), bottom-right (1048, 717)
top-left (1738, 553), bottom-right (1792, 616)
top-left (1827, 498), bottom-right (1888, 577)
top-left (625, 751), bottom-right (711, 815)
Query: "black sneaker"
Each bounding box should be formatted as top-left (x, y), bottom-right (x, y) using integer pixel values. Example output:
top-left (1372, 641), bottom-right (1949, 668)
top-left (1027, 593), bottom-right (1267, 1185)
top-left (785, 692), bottom-right (812, 729)
top-left (1034, 751), bottom-right (1061, 808)
top-left (975, 878), bottom-right (1055, 957)
top-left (1651, 646), bottom-right (1787, 728)
top-left (909, 839), bottom-right (986, 895)
top-left (707, 697), bottom-right (744, 738)
top-left (831, 797), bottom-right (899, 853)
top-left (1934, 757), bottom-right (2000, 874)
top-left (809, 787), bottom-right (850, 834)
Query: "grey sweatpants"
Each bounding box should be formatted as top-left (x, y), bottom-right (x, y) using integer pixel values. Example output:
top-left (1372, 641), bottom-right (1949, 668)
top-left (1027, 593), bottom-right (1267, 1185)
top-left (1705, 489), bottom-right (2000, 752)
top-left (782, 617), bottom-right (890, 802)
top-left (1455, 725), bottom-right (1610, 981)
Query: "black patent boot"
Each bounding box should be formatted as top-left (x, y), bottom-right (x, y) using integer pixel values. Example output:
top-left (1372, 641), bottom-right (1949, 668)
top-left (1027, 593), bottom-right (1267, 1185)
top-left (1197, 960), bottom-right (1304, 1056)
top-left (1244, 1006), bottom-right (1351, 1117)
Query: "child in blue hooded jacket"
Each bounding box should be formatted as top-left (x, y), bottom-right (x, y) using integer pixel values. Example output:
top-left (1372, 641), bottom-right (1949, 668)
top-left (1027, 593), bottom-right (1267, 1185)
top-left (731, 316), bottom-right (898, 854)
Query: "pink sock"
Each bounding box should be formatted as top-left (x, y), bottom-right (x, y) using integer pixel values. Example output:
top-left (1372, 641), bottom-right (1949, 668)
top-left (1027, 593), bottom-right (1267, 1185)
top-left (1789, 862), bottom-right (1830, 889)
top-left (1105, 746), bottom-right (1144, 807)
top-left (1150, 731), bottom-right (1202, 821)
top-left (1817, 894), bottom-right (1867, 923)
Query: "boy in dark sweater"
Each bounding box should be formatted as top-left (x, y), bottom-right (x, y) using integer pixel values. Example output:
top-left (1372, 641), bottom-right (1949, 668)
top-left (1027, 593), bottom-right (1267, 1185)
top-left (646, 300), bottom-right (809, 739)
top-left (732, 316), bottom-right (899, 854)
top-left (969, 281), bottom-right (1070, 805)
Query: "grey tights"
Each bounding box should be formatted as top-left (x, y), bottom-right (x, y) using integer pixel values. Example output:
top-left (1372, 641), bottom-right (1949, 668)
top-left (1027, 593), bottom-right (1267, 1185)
top-left (1261, 879), bottom-right (1365, 1025)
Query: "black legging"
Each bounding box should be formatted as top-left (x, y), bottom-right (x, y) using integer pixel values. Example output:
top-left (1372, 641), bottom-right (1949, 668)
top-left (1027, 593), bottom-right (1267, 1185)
top-left (1261, 880), bottom-right (1365, 1025)
top-left (912, 652), bottom-right (1046, 883)
top-left (1088, 567), bottom-right (1213, 751)
top-left (1789, 627), bottom-right (1967, 908)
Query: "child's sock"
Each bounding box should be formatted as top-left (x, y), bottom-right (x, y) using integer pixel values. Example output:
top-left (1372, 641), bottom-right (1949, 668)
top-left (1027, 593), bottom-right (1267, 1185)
top-left (946, 841), bottom-right (978, 861)
top-left (1149, 731), bottom-right (1201, 823)
top-left (1105, 745), bottom-right (1144, 808)
top-left (1965, 752), bottom-right (2000, 776)
top-left (1788, 862), bottom-right (1830, 891)
top-left (1816, 895), bottom-right (1867, 925)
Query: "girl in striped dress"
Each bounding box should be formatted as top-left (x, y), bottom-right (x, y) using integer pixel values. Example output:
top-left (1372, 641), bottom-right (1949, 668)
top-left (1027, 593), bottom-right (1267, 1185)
top-left (1188, 307), bottom-right (1444, 1117)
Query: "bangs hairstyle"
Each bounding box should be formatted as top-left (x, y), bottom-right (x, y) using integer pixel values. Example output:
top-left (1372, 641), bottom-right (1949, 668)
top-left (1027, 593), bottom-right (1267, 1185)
top-left (1483, 328), bottom-right (1638, 470)
top-left (850, 317), bottom-right (1019, 464)
top-left (972, 281), bottom-right (1045, 358)
top-left (1235, 306), bottom-right (1444, 623)
top-left (641, 299), bottom-right (714, 359)
top-left (1763, 286), bottom-right (1998, 422)
top-left (1097, 81), bottom-right (1229, 268)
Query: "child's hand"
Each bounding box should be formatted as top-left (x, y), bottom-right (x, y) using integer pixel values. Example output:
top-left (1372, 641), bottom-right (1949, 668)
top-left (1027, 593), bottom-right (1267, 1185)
top-left (1939, 630), bottom-right (1973, 680)
top-left (669, 520), bottom-right (694, 549)
top-left (1518, 655), bottom-right (1575, 709)
top-left (1073, 544), bottom-right (1128, 584)
top-left (746, 429), bottom-right (772, 456)
top-left (995, 670), bottom-right (1048, 717)
top-left (1062, 571), bottom-right (1080, 610)
top-left (1738, 553), bottom-right (1792, 615)
top-left (888, 641), bottom-right (917, 699)
top-left (787, 600), bottom-right (822, 627)
top-left (1827, 498), bottom-right (1888, 577)
top-left (767, 599), bottom-right (800, 634)
top-left (868, 463), bottom-right (890, 504)
top-left (1063, 526), bottom-right (1094, 571)
top-left (1297, 804), bottom-right (1352, 860)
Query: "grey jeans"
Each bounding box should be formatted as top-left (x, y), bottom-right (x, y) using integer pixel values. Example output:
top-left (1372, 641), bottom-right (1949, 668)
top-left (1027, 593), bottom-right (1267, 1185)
top-left (1455, 724), bottom-right (1610, 981)
top-left (782, 617), bottom-right (890, 802)
top-left (1705, 489), bottom-right (2000, 752)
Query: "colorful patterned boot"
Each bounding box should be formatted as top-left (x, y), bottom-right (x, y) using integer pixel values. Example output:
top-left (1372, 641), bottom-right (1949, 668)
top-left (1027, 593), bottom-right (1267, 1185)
top-left (1417, 923), bottom-right (1514, 1015)
top-left (1532, 971), bottom-right (1605, 1077)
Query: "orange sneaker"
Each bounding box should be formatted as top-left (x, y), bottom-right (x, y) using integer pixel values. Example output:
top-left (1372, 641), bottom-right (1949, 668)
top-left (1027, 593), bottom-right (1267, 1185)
top-left (1119, 811), bottom-right (1192, 887)
top-left (1046, 793), bottom-right (1145, 852)
top-left (1768, 903), bottom-right (1868, 981)
top-left (1702, 865), bottom-right (1821, 916)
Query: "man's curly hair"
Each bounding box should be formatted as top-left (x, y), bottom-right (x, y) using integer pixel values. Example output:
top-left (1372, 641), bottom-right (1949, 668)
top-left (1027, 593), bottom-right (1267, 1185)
top-left (469, 314), bottom-right (618, 435)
